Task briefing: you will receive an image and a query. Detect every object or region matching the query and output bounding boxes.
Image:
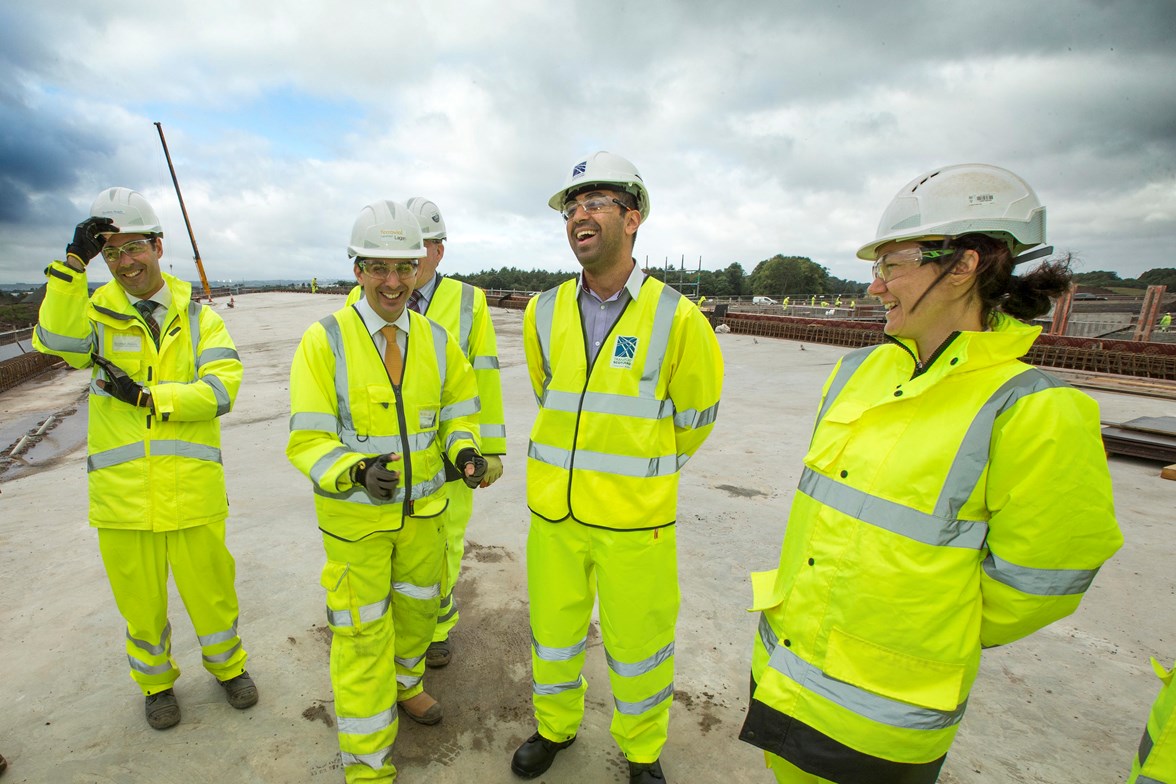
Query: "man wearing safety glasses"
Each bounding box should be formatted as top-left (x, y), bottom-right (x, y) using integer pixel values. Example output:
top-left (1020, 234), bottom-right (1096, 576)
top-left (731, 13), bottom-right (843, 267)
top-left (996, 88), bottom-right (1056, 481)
top-left (512, 153), bottom-right (724, 784)
top-left (287, 199), bottom-right (487, 784)
top-left (34, 187), bottom-right (256, 731)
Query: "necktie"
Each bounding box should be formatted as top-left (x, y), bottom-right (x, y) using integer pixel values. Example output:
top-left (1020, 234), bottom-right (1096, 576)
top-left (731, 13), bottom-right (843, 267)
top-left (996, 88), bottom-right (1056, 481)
top-left (134, 300), bottom-right (161, 347)
top-left (380, 325), bottom-right (403, 385)
top-left (408, 291), bottom-right (423, 313)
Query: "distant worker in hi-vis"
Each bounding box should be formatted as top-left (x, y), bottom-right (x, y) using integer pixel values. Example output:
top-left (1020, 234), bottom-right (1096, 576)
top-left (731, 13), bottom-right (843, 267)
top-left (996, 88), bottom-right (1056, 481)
top-left (288, 199), bottom-right (486, 783)
top-left (346, 196), bottom-right (507, 669)
top-left (740, 164), bottom-right (1123, 782)
top-left (33, 187), bottom-right (256, 731)
top-left (512, 152), bottom-right (723, 784)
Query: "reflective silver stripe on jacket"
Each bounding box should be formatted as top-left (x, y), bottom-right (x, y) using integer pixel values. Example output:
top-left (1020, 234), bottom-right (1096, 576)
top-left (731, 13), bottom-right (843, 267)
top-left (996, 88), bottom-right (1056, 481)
top-left (528, 442), bottom-right (683, 478)
top-left (808, 365), bottom-right (1069, 553)
top-left (35, 324), bottom-right (93, 354)
top-left (606, 641), bottom-right (674, 677)
top-left (532, 288), bottom-right (560, 399)
top-left (540, 389), bottom-right (675, 420)
top-left (480, 424), bottom-right (507, 440)
top-left (197, 346), bottom-right (239, 368)
top-left (458, 283), bottom-right (474, 355)
top-left (396, 653), bottom-right (424, 670)
top-left (127, 622), bottom-right (172, 656)
top-left (533, 634), bottom-right (588, 661)
top-left (440, 398), bottom-right (480, 422)
top-left (981, 552), bottom-right (1100, 596)
top-left (1138, 725), bottom-right (1155, 768)
top-left (337, 706), bottom-right (397, 736)
top-left (88, 443), bottom-right (147, 472)
top-left (758, 615), bottom-right (966, 731)
top-left (811, 345), bottom-right (881, 446)
top-left (472, 356), bottom-right (499, 370)
top-left (149, 440), bottom-right (223, 463)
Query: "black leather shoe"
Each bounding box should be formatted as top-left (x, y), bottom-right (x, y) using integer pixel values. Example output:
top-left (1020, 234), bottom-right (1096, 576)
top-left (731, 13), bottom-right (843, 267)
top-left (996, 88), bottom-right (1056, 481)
top-left (629, 758), bottom-right (666, 783)
top-left (510, 731), bottom-right (576, 779)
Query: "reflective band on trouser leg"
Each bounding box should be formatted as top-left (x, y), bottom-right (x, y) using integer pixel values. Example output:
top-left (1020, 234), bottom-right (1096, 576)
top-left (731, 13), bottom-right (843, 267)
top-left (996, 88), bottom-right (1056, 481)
top-left (97, 528), bottom-right (180, 694)
top-left (434, 480), bottom-right (474, 642)
top-left (596, 524), bottom-right (680, 762)
top-left (527, 514), bottom-right (594, 742)
top-left (169, 521), bottom-right (248, 680)
top-left (321, 532), bottom-right (400, 784)
top-left (391, 516), bottom-right (444, 701)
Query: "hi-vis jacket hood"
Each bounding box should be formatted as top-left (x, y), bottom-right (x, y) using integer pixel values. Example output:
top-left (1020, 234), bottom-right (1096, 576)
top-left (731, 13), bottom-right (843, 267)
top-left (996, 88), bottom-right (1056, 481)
top-left (522, 274), bottom-right (723, 530)
top-left (286, 305), bottom-right (481, 541)
top-left (33, 261), bottom-right (241, 531)
top-left (741, 313), bottom-right (1122, 780)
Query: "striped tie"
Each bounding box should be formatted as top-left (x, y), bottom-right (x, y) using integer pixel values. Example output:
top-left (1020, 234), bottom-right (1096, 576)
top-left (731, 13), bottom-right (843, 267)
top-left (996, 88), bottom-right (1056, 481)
top-left (408, 291), bottom-right (423, 313)
top-left (380, 325), bottom-right (403, 385)
top-left (134, 300), bottom-right (161, 347)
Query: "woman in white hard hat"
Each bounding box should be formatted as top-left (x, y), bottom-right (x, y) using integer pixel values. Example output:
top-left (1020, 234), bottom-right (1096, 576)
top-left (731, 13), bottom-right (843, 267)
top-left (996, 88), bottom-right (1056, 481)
top-left (739, 164), bottom-right (1123, 782)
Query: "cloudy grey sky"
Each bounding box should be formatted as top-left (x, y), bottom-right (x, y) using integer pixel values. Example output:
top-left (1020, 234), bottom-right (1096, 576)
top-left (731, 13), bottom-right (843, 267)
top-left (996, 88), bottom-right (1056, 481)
top-left (3, 0), bottom-right (1174, 287)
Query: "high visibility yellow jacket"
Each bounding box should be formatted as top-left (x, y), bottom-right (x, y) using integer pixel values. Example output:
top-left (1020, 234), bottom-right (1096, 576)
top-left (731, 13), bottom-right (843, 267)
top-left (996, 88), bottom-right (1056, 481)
top-left (286, 305), bottom-right (481, 541)
top-left (33, 261), bottom-right (241, 531)
top-left (1129, 658), bottom-right (1176, 784)
top-left (522, 275), bottom-right (723, 530)
top-left (741, 314), bottom-right (1122, 781)
top-left (349, 276), bottom-right (506, 456)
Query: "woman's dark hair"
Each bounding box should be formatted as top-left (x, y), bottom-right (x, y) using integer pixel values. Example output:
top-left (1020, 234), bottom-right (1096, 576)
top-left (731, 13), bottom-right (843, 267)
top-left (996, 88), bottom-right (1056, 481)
top-left (922, 233), bottom-right (1072, 322)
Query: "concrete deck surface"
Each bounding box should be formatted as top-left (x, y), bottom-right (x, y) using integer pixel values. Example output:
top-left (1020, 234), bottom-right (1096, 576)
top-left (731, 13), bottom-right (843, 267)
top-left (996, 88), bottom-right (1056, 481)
top-left (1, 292), bottom-right (1172, 784)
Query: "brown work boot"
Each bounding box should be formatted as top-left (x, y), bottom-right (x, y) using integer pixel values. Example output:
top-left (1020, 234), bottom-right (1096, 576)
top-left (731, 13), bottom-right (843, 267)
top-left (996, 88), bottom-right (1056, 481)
top-left (398, 691), bottom-right (443, 725)
top-left (426, 638), bottom-right (452, 668)
top-left (145, 688), bottom-right (181, 730)
top-left (218, 671), bottom-right (259, 709)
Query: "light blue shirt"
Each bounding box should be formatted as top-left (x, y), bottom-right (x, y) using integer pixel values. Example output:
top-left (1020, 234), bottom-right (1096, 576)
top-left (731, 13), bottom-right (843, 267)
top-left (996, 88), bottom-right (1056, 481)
top-left (578, 260), bottom-right (645, 366)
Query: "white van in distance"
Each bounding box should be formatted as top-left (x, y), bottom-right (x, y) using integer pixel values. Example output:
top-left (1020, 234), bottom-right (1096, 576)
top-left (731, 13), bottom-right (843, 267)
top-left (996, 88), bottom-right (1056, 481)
top-left (752, 296), bottom-right (777, 305)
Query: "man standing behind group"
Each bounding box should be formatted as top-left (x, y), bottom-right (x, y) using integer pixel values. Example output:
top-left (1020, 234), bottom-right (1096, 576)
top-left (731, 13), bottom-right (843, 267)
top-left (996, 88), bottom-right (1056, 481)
top-left (33, 187), bottom-right (256, 730)
top-left (347, 197), bottom-right (507, 668)
top-left (511, 153), bottom-right (723, 784)
top-left (288, 200), bottom-right (487, 783)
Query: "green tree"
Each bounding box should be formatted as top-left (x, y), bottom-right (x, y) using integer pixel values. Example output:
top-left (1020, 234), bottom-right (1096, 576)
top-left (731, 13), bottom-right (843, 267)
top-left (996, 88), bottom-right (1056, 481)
top-left (1138, 268), bottom-right (1176, 289)
top-left (1071, 270), bottom-right (1124, 286)
top-left (749, 255), bottom-right (828, 298)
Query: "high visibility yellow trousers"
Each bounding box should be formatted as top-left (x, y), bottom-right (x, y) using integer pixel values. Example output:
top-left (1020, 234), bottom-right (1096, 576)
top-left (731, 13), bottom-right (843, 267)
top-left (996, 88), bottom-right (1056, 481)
top-left (526, 514), bottom-right (680, 764)
top-left (321, 518), bottom-right (443, 784)
top-left (433, 480), bottom-right (474, 642)
top-left (96, 521), bottom-right (248, 696)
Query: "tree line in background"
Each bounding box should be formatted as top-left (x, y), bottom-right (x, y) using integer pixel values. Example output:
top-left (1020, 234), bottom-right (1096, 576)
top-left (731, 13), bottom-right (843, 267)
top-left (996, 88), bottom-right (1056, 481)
top-left (1071, 268), bottom-right (1176, 289)
top-left (449, 255), bottom-right (870, 299)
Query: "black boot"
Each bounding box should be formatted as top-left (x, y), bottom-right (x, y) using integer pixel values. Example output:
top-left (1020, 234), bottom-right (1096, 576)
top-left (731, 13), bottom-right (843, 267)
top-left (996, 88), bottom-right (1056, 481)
top-left (510, 732), bottom-right (576, 779)
top-left (629, 758), bottom-right (666, 783)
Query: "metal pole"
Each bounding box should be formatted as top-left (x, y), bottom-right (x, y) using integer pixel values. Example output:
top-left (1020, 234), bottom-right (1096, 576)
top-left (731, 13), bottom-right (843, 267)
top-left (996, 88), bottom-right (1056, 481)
top-left (154, 122), bottom-right (213, 301)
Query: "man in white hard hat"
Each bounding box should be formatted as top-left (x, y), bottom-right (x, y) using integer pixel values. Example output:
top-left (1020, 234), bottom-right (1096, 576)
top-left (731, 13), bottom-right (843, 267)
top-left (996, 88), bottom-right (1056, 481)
top-left (33, 187), bottom-right (257, 731)
top-left (511, 153), bottom-right (724, 784)
top-left (287, 199), bottom-right (488, 784)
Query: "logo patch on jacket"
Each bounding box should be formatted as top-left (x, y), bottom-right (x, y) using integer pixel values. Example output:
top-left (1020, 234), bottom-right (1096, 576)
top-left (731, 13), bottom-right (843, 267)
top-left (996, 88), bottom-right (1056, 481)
top-left (612, 336), bottom-right (638, 369)
top-left (112, 334), bottom-right (142, 353)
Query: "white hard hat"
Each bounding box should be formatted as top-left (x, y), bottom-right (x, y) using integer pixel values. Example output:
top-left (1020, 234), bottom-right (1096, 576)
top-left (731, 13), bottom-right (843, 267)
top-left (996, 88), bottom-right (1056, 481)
top-left (405, 197), bottom-right (447, 241)
top-left (549, 151), bottom-right (650, 221)
top-left (347, 200), bottom-right (426, 260)
top-left (857, 163), bottom-right (1046, 260)
top-left (90, 187), bottom-right (163, 236)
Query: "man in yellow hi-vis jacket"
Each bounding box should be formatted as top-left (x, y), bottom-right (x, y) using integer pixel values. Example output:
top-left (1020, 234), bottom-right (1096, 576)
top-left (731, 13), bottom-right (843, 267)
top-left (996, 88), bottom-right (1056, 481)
top-left (288, 199), bottom-right (486, 784)
top-left (510, 153), bottom-right (723, 784)
top-left (345, 197), bottom-right (507, 669)
top-left (33, 187), bottom-right (256, 731)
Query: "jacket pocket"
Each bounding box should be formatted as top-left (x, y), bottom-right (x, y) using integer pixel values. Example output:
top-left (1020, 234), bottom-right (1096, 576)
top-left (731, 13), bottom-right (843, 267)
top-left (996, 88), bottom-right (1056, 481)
top-left (824, 625), bottom-right (966, 712)
top-left (320, 560), bottom-right (361, 637)
top-left (749, 569), bottom-right (785, 613)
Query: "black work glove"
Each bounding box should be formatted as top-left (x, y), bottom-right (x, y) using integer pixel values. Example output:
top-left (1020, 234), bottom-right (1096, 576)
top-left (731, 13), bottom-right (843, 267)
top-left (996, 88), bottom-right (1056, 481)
top-left (455, 448), bottom-right (488, 489)
top-left (91, 354), bottom-right (152, 408)
top-left (66, 217), bottom-right (117, 266)
top-left (352, 453), bottom-right (401, 500)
